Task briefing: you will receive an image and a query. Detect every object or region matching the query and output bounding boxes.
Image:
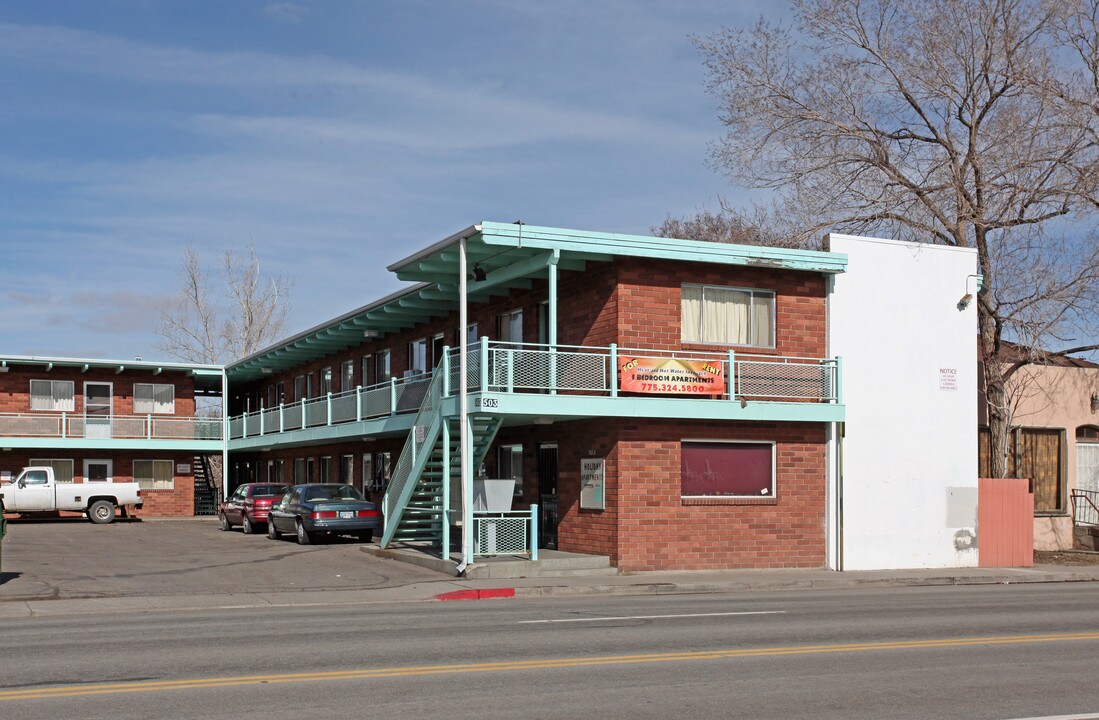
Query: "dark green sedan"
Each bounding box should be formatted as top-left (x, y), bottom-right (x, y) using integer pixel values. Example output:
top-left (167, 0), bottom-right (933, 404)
top-left (267, 484), bottom-right (381, 545)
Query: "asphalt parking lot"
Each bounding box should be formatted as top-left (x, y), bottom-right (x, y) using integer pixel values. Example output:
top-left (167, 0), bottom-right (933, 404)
top-left (0, 516), bottom-right (447, 602)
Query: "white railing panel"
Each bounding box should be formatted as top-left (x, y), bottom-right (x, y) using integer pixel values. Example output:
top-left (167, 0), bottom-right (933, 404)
top-left (473, 511), bottom-right (533, 557)
top-left (304, 398), bottom-right (327, 427)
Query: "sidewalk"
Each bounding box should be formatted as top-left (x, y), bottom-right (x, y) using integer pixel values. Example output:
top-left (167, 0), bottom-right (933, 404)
top-left (3, 562), bottom-right (1098, 619)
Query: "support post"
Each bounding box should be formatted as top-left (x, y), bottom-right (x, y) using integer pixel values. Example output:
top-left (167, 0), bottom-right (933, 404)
top-left (279, 403), bottom-right (284, 433)
top-left (259, 406), bottom-right (264, 435)
top-left (147, 414), bottom-right (153, 439)
top-left (356, 386), bottom-right (362, 421)
top-left (609, 343), bottom-right (618, 397)
top-left (530, 504), bottom-right (539, 561)
top-left (728, 349), bottom-right (737, 401)
top-left (326, 392), bottom-right (333, 426)
top-left (61, 411), bottom-right (67, 438)
top-left (479, 336), bottom-right (489, 392)
top-left (441, 418), bottom-right (451, 561)
top-left (835, 356), bottom-right (843, 403)
top-left (221, 368), bottom-right (229, 505)
top-left (548, 254), bottom-right (558, 395)
top-left (390, 378), bottom-right (397, 415)
top-left (460, 235), bottom-right (473, 568)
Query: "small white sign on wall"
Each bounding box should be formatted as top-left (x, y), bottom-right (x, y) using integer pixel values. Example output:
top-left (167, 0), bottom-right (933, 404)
top-left (939, 368), bottom-right (958, 391)
top-left (580, 458), bottom-right (605, 511)
top-left (176, 463), bottom-right (191, 474)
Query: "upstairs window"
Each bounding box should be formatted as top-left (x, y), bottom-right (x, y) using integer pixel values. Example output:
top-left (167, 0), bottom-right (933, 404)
top-left (408, 338), bottom-right (428, 377)
top-left (30, 380), bottom-right (75, 412)
top-left (681, 284), bottom-right (775, 347)
top-left (293, 375), bottom-right (305, 402)
top-left (134, 384), bottom-right (175, 414)
top-left (497, 309), bottom-right (523, 344)
top-left (342, 360), bottom-right (355, 392)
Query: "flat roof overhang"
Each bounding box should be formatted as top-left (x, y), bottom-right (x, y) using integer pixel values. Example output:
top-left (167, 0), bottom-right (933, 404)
top-left (226, 222), bottom-right (848, 384)
top-left (0, 355), bottom-right (223, 394)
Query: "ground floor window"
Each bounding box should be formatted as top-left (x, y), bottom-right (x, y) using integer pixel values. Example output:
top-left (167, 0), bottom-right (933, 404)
top-left (498, 444), bottom-right (524, 497)
top-left (681, 441), bottom-right (775, 498)
top-left (294, 457), bottom-right (306, 484)
top-left (134, 459), bottom-right (174, 490)
top-left (320, 456), bottom-right (331, 482)
top-left (30, 458), bottom-right (74, 483)
top-left (340, 454), bottom-right (354, 485)
top-left (979, 427), bottom-right (1065, 513)
top-left (1077, 426), bottom-right (1099, 494)
top-left (370, 452), bottom-right (391, 492)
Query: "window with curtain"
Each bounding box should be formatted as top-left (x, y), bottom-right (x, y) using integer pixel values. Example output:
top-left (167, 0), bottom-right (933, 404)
top-left (29, 380), bottom-right (75, 411)
top-left (30, 458), bottom-right (74, 483)
top-left (320, 367), bottom-right (332, 395)
top-left (133, 384), bottom-right (175, 414)
top-left (681, 441), bottom-right (775, 497)
top-left (375, 349), bottom-right (392, 383)
top-left (133, 459), bottom-right (174, 490)
top-left (681, 284), bottom-right (775, 347)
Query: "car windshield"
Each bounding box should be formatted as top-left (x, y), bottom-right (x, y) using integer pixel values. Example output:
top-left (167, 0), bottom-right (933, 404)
top-left (251, 485), bottom-right (285, 497)
top-left (304, 485), bottom-right (364, 502)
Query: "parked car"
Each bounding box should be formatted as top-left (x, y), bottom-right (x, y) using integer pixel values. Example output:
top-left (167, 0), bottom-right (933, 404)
top-left (0, 466), bottom-right (142, 524)
top-left (267, 483), bottom-right (381, 545)
top-left (218, 483), bottom-right (288, 534)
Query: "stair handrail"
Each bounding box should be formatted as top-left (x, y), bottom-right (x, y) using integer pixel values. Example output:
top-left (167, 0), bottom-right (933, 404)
top-left (1072, 489), bottom-right (1099, 527)
top-left (379, 363), bottom-right (447, 547)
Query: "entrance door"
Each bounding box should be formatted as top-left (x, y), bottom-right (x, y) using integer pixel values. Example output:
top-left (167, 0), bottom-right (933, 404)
top-left (84, 459), bottom-right (113, 483)
top-left (84, 382), bottom-right (113, 439)
top-left (537, 443), bottom-right (558, 549)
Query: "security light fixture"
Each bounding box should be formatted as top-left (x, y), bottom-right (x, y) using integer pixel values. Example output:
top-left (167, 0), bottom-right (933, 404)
top-left (471, 264), bottom-right (488, 282)
top-left (958, 293), bottom-right (974, 310)
top-left (362, 329), bottom-right (380, 338)
top-left (261, 367), bottom-right (273, 375)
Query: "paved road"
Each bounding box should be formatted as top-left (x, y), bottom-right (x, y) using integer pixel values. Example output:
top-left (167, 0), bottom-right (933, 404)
top-left (4, 583), bottom-right (1099, 719)
top-left (0, 517), bottom-right (444, 601)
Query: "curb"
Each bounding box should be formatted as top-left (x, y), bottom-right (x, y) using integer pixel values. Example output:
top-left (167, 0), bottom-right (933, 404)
top-left (435, 588), bottom-right (516, 601)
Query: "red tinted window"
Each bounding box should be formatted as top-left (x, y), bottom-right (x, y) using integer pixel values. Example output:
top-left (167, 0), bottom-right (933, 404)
top-left (681, 442), bottom-right (773, 497)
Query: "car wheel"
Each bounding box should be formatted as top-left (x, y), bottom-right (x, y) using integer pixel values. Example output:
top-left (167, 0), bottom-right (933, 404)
top-left (88, 500), bottom-right (116, 525)
top-left (267, 517), bottom-right (280, 540)
top-left (295, 520), bottom-right (312, 545)
top-left (242, 515), bottom-right (254, 534)
top-left (357, 530), bottom-right (374, 543)
top-left (219, 513), bottom-right (231, 531)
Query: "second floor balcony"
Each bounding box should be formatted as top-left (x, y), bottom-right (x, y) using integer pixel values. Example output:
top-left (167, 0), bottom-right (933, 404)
top-left (229, 341), bottom-right (842, 443)
top-left (0, 412), bottom-right (223, 445)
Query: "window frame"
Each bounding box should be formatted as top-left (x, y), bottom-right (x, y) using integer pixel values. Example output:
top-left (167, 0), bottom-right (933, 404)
top-left (497, 308), bottom-right (524, 344)
top-left (375, 349), bottom-right (392, 384)
top-left (680, 283), bottom-right (777, 349)
top-left (29, 379), bottom-right (75, 412)
top-left (498, 443), bottom-right (524, 497)
top-left (293, 375), bottom-right (305, 402)
top-left (133, 383), bottom-right (176, 415)
top-left (29, 458), bottom-right (74, 483)
top-left (680, 439), bottom-right (777, 499)
top-left (133, 459), bottom-right (174, 490)
top-left (342, 359), bottom-right (355, 393)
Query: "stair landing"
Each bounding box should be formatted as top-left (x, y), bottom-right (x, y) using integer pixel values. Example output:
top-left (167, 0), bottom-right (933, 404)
top-left (362, 543), bottom-right (618, 579)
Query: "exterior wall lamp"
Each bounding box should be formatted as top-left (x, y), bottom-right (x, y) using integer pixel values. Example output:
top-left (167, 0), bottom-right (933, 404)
top-left (471, 264), bottom-right (487, 282)
top-left (1091, 393), bottom-right (1099, 414)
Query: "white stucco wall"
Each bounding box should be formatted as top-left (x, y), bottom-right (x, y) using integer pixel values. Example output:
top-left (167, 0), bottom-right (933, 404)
top-left (826, 234), bottom-right (979, 570)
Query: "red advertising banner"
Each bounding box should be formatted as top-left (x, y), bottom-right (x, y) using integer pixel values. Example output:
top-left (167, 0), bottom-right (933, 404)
top-left (618, 356), bottom-right (726, 395)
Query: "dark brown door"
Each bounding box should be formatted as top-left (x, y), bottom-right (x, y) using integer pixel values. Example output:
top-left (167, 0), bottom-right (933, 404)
top-left (538, 443), bottom-right (558, 549)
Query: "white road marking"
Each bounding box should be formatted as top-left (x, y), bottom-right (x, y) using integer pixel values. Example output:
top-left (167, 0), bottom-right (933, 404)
top-left (518, 610), bottom-right (786, 624)
top-left (1004, 715), bottom-right (1099, 720)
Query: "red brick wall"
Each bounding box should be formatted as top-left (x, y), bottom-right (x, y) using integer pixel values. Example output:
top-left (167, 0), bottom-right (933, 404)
top-left (1, 450), bottom-right (196, 517)
top-left (484, 418), bottom-right (826, 571)
top-left (0, 366), bottom-right (196, 417)
top-left (616, 257), bottom-right (827, 358)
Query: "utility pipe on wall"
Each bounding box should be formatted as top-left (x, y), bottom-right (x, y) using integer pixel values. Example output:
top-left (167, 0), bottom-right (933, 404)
top-left (459, 236), bottom-right (472, 569)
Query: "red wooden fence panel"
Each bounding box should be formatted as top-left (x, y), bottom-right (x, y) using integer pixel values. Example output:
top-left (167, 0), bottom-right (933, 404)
top-left (978, 478), bottom-right (1034, 567)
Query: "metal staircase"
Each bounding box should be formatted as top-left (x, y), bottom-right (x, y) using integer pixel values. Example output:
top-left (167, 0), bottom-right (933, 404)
top-left (387, 416), bottom-right (502, 546)
top-left (380, 364), bottom-right (502, 550)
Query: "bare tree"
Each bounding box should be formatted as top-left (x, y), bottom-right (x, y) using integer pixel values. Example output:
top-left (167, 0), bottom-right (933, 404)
top-left (654, 203), bottom-right (810, 248)
top-left (157, 244), bottom-right (293, 365)
top-left (690, 0), bottom-right (1099, 477)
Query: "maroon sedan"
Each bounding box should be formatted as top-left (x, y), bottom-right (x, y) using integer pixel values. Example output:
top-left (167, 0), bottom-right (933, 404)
top-left (218, 483), bottom-right (288, 534)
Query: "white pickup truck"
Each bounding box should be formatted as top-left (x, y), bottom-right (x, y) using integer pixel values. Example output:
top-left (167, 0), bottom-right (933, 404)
top-left (0, 466), bottom-right (142, 524)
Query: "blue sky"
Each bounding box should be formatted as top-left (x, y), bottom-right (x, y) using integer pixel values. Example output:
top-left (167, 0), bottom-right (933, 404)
top-left (0, 0), bottom-right (778, 360)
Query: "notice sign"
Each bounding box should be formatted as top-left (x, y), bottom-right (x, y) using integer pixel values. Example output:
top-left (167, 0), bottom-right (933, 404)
top-left (618, 356), bottom-right (725, 395)
top-left (939, 368), bottom-right (958, 391)
top-left (580, 458), bottom-right (605, 510)
top-left (176, 463), bottom-right (191, 474)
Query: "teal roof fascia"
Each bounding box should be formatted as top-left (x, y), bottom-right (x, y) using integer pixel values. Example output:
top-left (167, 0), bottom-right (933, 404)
top-left (476, 222), bottom-right (848, 274)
